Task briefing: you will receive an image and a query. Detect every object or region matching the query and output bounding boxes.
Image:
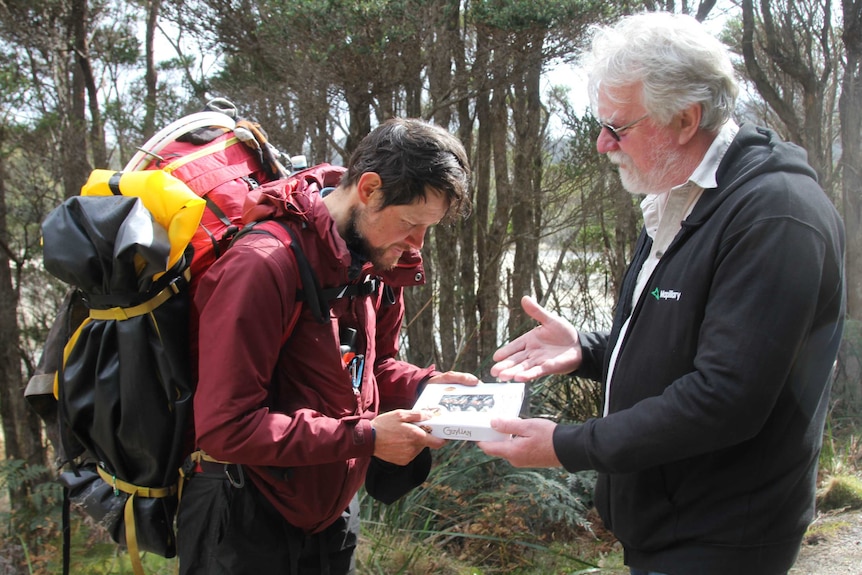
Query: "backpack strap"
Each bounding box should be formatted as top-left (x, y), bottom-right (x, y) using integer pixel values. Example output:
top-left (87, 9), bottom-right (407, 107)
top-left (233, 220), bottom-right (380, 325)
top-left (95, 466), bottom-right (176, 575)
top-left (272, 221), bottom-right (330, 324)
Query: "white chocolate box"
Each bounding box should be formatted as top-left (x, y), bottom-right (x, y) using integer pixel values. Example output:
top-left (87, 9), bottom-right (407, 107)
top-left (412, 382), bottom-right (526, 441)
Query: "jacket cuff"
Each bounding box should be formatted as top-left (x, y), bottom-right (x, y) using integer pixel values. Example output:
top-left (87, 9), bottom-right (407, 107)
top-left (416, 370), bottom-right (436, 398)
top-left (352, 419), bottom-right (376, 456)
top-left (552, 423), bottom-right (591, 472)
top-left (364, 447), bottom-right (432, 504)
top-left (574, 331), bottom-right (607, 382)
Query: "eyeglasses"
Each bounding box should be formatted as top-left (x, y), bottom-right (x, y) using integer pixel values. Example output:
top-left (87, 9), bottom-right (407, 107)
top-left (599, 114), bottom-right (649, 142)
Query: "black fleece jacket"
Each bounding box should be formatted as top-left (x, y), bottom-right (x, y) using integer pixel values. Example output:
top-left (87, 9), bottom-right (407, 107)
top-left (553, 124), bottom-right (846, 575)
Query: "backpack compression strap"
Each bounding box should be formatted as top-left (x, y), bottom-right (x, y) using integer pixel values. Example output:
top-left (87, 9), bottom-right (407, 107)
top-left (96, 466), bottom-right (176, 575)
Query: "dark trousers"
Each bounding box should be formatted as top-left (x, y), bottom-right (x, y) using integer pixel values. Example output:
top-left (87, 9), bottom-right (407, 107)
top-left (177, 466), bottom-right (358, 575)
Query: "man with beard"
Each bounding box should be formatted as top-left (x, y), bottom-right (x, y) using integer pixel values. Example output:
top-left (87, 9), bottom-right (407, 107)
top-left (178, 118), bottom-right (477, 575)
top-left (478, 11), bottom-right (845, 575)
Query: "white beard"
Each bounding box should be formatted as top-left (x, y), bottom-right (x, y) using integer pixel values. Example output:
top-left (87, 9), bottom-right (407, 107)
top-left (608, 139), bottom-right (685, 196)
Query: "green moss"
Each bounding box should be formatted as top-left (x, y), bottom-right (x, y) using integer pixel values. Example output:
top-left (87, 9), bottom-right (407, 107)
top-left (804, 519), bottom-right (851, 542)
top-left (817, 475), bottom-right (862, 511)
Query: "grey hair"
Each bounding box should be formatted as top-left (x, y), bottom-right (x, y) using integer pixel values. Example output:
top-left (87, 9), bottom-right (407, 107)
top-left (586, 11), bottom-right (738, 132)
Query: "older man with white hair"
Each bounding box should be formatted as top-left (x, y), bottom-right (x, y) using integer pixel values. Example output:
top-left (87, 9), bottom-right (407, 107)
top-left (480, 11), bottom-right (846, 575)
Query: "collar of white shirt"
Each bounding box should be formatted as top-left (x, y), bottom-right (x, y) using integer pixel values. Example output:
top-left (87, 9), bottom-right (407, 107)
top-left (640, 119), bottom-right (740, 240)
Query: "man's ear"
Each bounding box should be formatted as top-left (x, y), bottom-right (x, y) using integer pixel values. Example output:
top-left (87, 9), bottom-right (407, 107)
top-left (357, 172), bottom-right (382, 206)
top-left (676, 103), bottom-right (702, 145)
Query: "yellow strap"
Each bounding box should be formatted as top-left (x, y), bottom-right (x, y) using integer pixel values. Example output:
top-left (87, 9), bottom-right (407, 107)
top-left (88, 268), bottom-right (191, 321)
top-left (95, 466), bottom-right (178, 575)
top-left (191, 449), bottom-right (231, 464)
top-left (124, 493), bottom-right (145, 575)
top-left (178, 469), bottom-right (188, 504)
top-left (162, 135), bottom-right (241, 173)
top-left (178, 450), bottom-right (233, 505)
top-left (52, 265), bottom-right (187, 396)
top-left (95, 466), bottom-right (177, 499)
top-left (54, 316), bottom-right (92, 398)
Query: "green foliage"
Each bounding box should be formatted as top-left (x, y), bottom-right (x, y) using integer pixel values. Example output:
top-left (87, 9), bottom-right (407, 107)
top-left (6, 449), bottom-right (608, 574)
top-left (0, 459), bottom-right (62, 574)
top-left (357, 525), bottom-right (478, 574)
top-left (817, 415), bottom-right (862, 522)
top-left (360, 442), bottom-right (601, 573)
top-left (0, 459), bottom-right (178, 575)
top-left (40, 531), bottom-right (178, 575)
top-left (0, 460), bottom-right (59, 515)
top-left (503, 468), bottom-right (594, 528)
top-left (1, 461), bottom-right (61, 517)
top-left (531, 374), bottom-right (603, 423)
top-left (0, 47), bottom-right (30, 103)
top-left (820, 415), bottom-right (861, 477)
top-left (469, 0), bottom-right (610, 32)
top-left (91, 22), bottom-right (140, 66)
top-left (182, 0), bottom-right (429, 71)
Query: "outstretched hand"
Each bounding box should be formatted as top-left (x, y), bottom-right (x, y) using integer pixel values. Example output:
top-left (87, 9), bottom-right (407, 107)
top-left (490, 296), bottom-right (582, 382)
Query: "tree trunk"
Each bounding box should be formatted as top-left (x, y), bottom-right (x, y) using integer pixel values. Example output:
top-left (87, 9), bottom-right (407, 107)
top-left (740, 0), bottom-right (834, 184)
top-left (143, 0), bottom-right (162, 139)
top-left (509, 37), bottom-right (544, 336)
top-left (480, 68), bottom-right (512, 369)
top-left (473, 28), bottom-right (498, 379)
top-left (427, 0), bottom-right (458, 370)
top-left (455, 26), bottom-right (478, 374)
top-left (840, 0), bottom-right (862, 322)
top-left (404, 256), bottom-right (437, 369)
top-left (0, 128), bottom-right (47, 479)
top-left (71, 0), bottom-right (107, 169)
top-left (64, 0), bottom-right (93, 198)
top-left (836, 0), bottom-right (862, 415)
top-left (344, 85), bottom-right (372, 159)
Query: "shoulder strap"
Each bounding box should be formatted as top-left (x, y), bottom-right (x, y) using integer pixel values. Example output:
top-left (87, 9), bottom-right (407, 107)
top-left (233, 220), bottom-right (380, 325)
top-left (272, 221), bottom-right (330, 324)
top-left (268, 220), bottom-right (381, 306)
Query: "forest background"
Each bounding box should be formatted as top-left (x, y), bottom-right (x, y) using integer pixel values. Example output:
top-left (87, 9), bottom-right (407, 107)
top-left (1, 0), bottom-right (861, 573)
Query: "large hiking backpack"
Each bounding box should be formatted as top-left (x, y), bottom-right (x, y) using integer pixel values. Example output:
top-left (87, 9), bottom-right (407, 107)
top-left (29, 100), bottom-right (348, 575)
top-left (126, 97), bottom-right (290, 282)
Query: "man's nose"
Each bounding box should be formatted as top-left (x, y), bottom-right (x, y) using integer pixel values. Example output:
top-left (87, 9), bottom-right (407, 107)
top-left (596, 127), bottom-right (619, 154)
top-left (407, 226), bottom-right (428, 249)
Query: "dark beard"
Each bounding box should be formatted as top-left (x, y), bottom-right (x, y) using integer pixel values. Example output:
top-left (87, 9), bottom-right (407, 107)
top-left (344, 207), bottom-right (394, 272)
top-left (344, 207), bottom-right (368, 260)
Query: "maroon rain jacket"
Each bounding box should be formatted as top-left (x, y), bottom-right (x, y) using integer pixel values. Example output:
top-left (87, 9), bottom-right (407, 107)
top-left (192, 164), bottom-right (435, 533)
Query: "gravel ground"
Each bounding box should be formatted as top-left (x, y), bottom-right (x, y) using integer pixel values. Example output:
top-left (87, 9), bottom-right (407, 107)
top-left (789, 509), bottom-right (862, 575)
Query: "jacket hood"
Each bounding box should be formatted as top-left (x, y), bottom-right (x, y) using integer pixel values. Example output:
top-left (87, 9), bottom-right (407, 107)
top-left (241, 163), bottom-right (426, 287)
top-left (722, 123), bottom-right (817, 181)
top-left (242, 163), bottom-right (345, 225)
top-left (692, 123), bottom-right (819, 222)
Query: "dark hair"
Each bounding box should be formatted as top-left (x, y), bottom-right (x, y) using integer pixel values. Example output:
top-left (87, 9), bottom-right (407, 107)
top-left (342, 118), bottom-right (471, 221)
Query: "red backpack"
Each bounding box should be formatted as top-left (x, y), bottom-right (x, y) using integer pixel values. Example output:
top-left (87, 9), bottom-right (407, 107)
top-left (126, 98), bottom-right (290, 283)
